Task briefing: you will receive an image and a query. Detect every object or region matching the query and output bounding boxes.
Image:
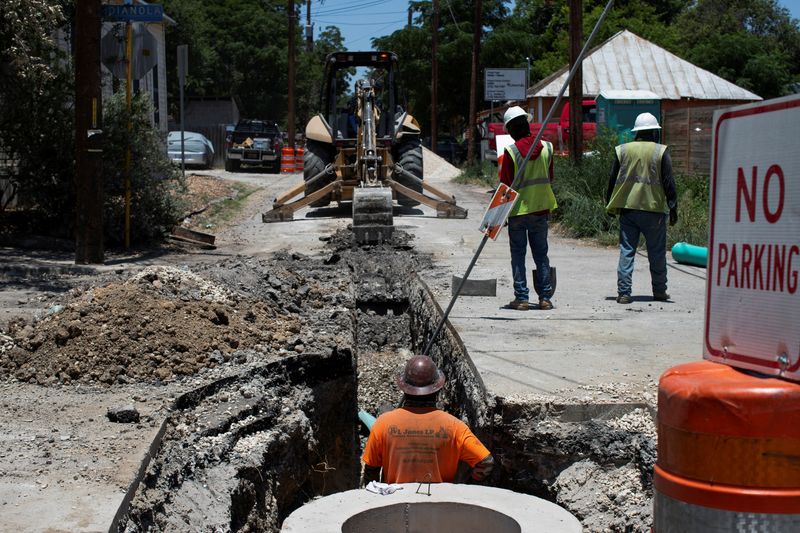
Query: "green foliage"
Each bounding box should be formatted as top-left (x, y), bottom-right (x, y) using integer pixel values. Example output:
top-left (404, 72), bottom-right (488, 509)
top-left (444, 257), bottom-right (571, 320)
top-left (551, 130), bottom-right (618, 242)
top-left (453, 160), bottom-right (497, 188)
top-left (0, 0), bottom-right (76, 229)
top-left (674, 0), bottom-right (800, 98)
top-left (551, 130), bottom-right (710, 248)
top-left (102, 94), bottom-right (186, 245)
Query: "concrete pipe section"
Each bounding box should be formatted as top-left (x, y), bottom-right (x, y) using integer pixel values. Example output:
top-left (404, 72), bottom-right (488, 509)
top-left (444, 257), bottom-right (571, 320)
top-left (281, 483), bottom-right (581, 532)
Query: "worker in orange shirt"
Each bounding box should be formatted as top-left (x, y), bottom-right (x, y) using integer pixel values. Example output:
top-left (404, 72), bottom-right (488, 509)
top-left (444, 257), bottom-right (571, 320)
top-left (362, 355), bottom-right (494, 484)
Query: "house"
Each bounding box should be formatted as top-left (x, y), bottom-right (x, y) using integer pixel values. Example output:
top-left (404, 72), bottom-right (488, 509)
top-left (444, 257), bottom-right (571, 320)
top-left (513, 30), bottom-right (761, 173)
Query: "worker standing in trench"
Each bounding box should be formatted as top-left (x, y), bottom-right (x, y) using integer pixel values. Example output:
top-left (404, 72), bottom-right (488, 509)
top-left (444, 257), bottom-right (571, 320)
top-left (361, 355), bottom-right (494, 484)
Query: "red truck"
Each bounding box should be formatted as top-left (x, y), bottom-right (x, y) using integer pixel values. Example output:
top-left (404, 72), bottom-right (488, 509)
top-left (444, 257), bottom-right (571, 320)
top-left (482, 99), bottom-right (597, 161)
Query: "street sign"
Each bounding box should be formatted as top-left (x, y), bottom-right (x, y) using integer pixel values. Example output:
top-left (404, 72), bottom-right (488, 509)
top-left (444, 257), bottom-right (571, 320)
top-left (484, 68), bottom-right (526, 101)
top-left (704, 94), bottom-right (800, 381)
top-left (478, 183), bottom-right (519, 240)
top-left (101, 25), bottom-right (158, 80)
top-left (102, 3), bottom-right (164, 23)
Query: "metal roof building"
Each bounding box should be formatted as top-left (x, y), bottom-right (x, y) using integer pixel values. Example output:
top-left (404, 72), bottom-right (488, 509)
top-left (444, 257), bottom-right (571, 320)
top-left (528, 29), bottom-right (761, 102)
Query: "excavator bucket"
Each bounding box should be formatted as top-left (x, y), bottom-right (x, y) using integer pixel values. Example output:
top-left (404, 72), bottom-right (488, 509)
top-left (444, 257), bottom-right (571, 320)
top-left (352, 187), bottom-right (393, 244)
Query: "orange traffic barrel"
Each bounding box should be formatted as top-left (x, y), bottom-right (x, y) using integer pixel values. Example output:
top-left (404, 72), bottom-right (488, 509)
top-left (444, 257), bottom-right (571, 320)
top-left (654, 361), bottom-right (800, 531)
top-left (280, 147), bottom-right (295, 173)
top-left (294, 147), bottom-right (304, 173)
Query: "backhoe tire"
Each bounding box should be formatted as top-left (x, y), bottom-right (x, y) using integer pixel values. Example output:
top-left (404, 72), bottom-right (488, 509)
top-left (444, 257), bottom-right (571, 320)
top-left (304, 140), bottom-right (335, 207)
top-left (394, 137), bottom-right (423, 206)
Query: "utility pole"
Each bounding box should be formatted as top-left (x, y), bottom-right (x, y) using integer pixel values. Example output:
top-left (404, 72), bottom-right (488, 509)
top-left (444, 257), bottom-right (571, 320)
top-left (287, 0), bottom-right (296, 148)
top-left (306, 0), bottom-right (312, 52)
top-left (569, 0), bottom-right (583, 162)
top-left (74, 0), bottom-right (104, 264)
top-left (431, 0), bottom-right (439, 155)
top-left (467, 0), bottom-right (482, 164)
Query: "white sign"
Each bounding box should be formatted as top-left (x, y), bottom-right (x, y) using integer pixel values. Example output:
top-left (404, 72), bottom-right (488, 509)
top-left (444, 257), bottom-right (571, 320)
top-left (484, 69), bottom-right (526, 101)
top-left (705, 95), bottom-right (800, 381)
top-left (478, 183), bottom-right (519, 240)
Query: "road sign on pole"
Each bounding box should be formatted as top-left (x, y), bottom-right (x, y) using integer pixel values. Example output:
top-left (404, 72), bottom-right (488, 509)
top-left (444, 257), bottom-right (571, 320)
top-left (704, 94), bottom-right (800, 381)
top-left (484, 68), bottom-right (526, 101)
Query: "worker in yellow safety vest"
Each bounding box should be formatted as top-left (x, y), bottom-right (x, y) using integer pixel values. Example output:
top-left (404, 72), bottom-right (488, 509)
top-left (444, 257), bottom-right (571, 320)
top-left (606, 112), bottom-right (678, 305)
top-left (499, 106), bottom-right (557, 311)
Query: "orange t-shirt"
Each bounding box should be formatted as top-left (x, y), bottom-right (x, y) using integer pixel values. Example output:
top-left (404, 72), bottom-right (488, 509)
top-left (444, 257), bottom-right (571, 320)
top-left (362, 407), bottom-right (490, 483)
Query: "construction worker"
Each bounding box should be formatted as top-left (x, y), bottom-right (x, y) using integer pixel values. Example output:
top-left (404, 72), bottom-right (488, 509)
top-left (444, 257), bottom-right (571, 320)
top-left (362, 355), bottom-right (493, 484)
top-left (499, 106), bottom-right (557, 311)
top-left (606, 112), bottom-right (678, 304)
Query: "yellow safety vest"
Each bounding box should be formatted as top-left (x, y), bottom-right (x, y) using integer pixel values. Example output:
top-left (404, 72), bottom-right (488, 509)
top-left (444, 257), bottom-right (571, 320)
top-left (506, 141), bottom-right (557, 217)
top-left (606, 141), bottom-right (668, 215)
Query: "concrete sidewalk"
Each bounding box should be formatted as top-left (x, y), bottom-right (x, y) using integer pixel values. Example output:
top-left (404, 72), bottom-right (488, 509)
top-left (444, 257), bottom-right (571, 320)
top-left (404, 157), bottom-right (706, 398)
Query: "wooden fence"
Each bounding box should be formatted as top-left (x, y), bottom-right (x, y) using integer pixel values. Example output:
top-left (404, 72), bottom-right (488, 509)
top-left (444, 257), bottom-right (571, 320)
top-left (662, 106), bottom-right (720, 176)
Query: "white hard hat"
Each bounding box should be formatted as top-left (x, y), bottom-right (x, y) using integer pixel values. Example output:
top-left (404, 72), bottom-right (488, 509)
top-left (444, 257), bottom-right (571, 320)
top-left (503, 106), bottom-right (530, 128)
top-left (631, 112), bottom-right (661, 131)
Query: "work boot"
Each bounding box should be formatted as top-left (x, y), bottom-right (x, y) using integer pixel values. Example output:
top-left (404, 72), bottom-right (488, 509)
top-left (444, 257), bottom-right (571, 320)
top-left (616, 294), bottom-right (632, 304)
top-left (506, 299), bottom-right (530, 310)
top-left (538, 299), bottom-right (553, 311)
top-left (653, 292), bottom-right (671, 302)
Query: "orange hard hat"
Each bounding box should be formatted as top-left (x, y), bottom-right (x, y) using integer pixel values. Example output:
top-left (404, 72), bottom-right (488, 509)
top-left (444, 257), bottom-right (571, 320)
top-left (396, 355), bottom-right (446, 395)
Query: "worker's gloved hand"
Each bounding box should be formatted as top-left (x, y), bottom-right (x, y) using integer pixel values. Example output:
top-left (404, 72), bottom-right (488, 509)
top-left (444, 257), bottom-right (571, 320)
top-left (669, 207), bottom-right (678, 226)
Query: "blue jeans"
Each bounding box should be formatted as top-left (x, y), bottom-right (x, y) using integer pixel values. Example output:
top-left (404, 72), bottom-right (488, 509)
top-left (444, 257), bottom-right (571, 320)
top-left (508, 213), bottom-right (552, 301)
top-left (617, 210), bottom-right (667, 296)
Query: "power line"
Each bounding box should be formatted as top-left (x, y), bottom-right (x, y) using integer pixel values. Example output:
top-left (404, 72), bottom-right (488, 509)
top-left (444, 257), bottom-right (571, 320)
top-left (315, 0), bottom-right (394, 16)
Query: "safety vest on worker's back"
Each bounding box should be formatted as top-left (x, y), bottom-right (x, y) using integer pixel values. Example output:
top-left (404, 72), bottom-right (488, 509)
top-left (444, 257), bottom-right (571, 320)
top-left (506, 140), bottom-right (557, 217)
top-left (607, 141), bottom-right (668, 215)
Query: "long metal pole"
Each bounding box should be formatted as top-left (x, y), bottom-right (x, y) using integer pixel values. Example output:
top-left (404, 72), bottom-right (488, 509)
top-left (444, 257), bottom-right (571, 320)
top-left (422, 0), bottom-right (615, 355)
top-left (509, 0), bottom-right (614, 192)
top-left (423, 235), bottom-right (489, 356)
top-left (124, 21), bottom-right (133, 249)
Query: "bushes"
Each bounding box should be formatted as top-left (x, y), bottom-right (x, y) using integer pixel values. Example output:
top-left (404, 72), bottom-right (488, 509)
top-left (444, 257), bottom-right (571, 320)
top-left (552, 131), bottom-right (710, 249)
top-left (101, 93), bottom-right (186, 245)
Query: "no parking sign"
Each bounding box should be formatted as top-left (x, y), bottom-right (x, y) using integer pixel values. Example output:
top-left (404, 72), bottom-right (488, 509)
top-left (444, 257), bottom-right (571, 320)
top-left (705, 95), bottom-right (800, 381)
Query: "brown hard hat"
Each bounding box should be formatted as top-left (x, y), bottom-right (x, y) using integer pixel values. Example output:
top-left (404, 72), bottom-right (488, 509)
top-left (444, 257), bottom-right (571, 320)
top-left (396, 355), bottom-right (446, 395)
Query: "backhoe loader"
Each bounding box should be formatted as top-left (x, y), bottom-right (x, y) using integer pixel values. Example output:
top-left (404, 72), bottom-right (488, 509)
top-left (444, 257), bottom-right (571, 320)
top-left (262, 51), bottom-right (467, 243)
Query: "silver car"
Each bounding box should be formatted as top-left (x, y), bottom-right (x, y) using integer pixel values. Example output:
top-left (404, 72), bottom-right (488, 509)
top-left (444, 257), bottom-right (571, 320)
top-left (168, 131), bottom-right (215, 168)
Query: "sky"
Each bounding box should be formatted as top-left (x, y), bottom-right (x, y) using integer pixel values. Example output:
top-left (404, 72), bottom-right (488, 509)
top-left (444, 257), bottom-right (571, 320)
top-left (309, 0), bottom-right (800, 51)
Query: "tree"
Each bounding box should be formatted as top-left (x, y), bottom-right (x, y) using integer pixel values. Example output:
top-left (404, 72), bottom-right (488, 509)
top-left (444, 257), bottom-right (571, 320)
top-left (674, 0), bottom-right (800, 98)
top-left (0, 0), bottom-right (74, 222)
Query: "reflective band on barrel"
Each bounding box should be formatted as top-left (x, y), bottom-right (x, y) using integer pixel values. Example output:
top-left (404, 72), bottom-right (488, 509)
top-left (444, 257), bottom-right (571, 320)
top-left (654, 488), bottom-right (800, 532)
top-left (658, 422), bottom-right (800, 487)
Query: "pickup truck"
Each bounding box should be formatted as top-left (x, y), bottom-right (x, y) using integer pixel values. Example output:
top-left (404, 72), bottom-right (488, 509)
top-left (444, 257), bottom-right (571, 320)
top-left (483, 100), bottom-right (597, 161)
top-left (224, 119), bottom-right (283, 172)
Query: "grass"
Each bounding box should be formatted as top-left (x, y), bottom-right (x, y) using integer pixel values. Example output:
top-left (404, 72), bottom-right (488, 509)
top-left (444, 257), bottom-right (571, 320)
top-left (186, 181), bottom-right (261, 231)
top-left (456, 132), bottom-right (710, 249)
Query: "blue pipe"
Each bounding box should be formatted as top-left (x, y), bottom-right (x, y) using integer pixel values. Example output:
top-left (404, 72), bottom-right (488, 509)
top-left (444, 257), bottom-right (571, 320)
top-left (358, 410), bottom-right (376, 432)
top-left (671, 242), bottom-right (708, 267)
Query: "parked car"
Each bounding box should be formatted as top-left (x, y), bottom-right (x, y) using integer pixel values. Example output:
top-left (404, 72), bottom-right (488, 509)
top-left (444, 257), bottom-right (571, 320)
top-left (167, 131), bottom-right (215, 168)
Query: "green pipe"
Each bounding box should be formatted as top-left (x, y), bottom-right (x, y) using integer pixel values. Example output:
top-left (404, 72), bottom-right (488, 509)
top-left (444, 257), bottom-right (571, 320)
top-left (671, 242), bottom-right (708, 267)
top-left (358, 410), bottom-right (376, 432)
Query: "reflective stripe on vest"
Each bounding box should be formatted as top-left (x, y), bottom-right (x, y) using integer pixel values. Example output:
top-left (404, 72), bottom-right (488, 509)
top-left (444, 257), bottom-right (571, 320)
top-left (606, 141), bottom-right (668, 215)
top-left (506, 141), bottom-right (557, 217)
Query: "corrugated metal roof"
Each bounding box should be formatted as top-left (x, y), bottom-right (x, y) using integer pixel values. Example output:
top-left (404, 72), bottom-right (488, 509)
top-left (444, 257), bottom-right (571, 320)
top-left (529, 30), bottom-right (762, 101)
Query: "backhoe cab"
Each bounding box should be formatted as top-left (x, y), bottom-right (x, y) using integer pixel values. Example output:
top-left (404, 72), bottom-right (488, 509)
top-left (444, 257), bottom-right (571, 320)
top-left (262, 51), bottom-right (467, 243)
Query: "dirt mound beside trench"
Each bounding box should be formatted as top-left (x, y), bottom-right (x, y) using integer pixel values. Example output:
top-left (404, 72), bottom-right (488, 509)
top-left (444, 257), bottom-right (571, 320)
top-left (1, 265), bottom-right (305, 385)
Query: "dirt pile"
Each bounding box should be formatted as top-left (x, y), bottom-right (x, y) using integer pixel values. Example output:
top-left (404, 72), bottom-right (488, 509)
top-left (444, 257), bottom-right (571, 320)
top-left (0, 265), bottom-right (307, 385)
